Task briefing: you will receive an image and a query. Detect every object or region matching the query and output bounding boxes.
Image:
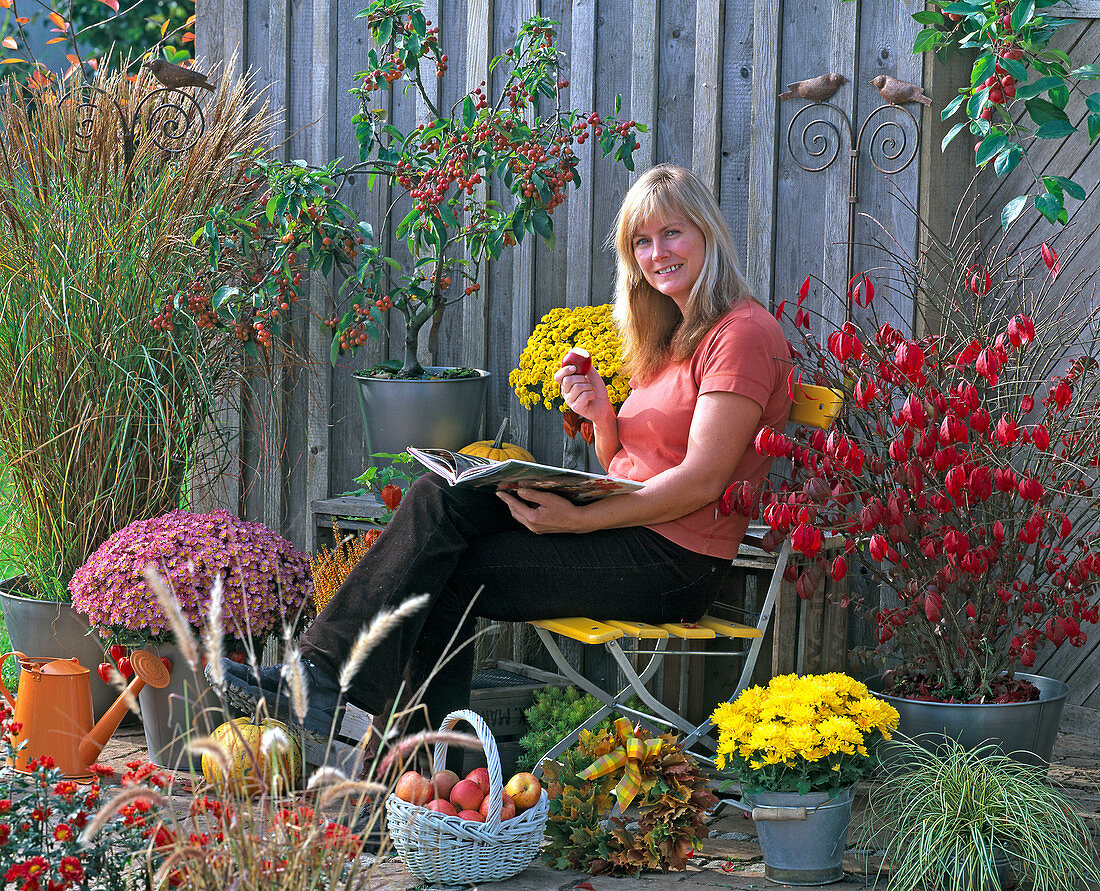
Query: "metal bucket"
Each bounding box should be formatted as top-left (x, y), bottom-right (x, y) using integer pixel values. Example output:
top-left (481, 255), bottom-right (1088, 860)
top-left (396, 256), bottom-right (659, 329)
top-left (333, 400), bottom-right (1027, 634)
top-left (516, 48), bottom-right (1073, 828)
top-left (867, 673), bottom-right (1069, 769)
top-left (355, 368), bottom-right (490, 459)
top-left (745, 786), bottom-right (854, 885)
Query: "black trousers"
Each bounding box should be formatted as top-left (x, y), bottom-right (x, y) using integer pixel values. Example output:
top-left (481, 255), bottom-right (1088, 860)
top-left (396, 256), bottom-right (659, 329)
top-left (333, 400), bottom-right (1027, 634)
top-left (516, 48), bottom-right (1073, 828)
top-left (300, 474), bottom-right (732, 729)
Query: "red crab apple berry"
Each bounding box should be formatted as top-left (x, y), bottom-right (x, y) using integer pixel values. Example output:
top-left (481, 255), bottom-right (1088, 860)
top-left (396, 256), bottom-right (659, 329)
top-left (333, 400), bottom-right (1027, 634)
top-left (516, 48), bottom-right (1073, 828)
top-left (425, 799), bottom-right (458, 816)
top-left (430, 769), bottom-right (460, 800)
top-left (465, 767), bottom-right (491, 795)
top-left (504, 772), bottom-right (543, 812)
top-left (457, 809), bottom-right (484, 822)
top-left (394, 771), bottom-right (433, 805)
top-left (560, 347), bottom-right (592, 375)
top-left (449, 779), bottom-right (485, 812)
top-left (479, 791), bottom-right (516, 821)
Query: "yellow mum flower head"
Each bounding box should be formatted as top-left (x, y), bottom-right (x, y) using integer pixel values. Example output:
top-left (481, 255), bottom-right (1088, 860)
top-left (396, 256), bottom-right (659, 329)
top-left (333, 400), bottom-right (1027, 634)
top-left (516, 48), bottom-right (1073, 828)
top-left (511, 303), bottom-right (631, 413)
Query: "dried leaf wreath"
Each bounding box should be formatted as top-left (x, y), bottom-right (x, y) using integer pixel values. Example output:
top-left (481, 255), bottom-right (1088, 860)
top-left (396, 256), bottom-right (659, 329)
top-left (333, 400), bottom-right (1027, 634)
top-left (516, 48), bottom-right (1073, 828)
top-left (540, 723), bottom-right (717, 876)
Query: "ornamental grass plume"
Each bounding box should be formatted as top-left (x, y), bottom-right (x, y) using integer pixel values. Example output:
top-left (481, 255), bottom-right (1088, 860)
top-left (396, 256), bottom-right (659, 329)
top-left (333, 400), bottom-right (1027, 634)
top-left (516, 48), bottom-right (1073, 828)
top-left (69, 509), bottom-right (313, 641)
top-left (730, 212), bottom-right (1100, 703)
top-left (0, 66), bottom-right (274, 600)
top-left (710, 673), bottom-right (899, 794)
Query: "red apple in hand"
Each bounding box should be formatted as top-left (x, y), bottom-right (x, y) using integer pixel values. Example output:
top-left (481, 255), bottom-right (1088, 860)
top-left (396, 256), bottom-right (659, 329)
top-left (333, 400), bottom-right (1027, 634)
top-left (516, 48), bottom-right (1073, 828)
top-left (561, 347), bottom-right (592, 375)
top-left (425, 799), bottom-right (458, 816)
top-left (478, 791), bottom-right (516, 822)
top-left (465, 767), bottom-right (491, 795)
top-left (430, 769), bottom-right (460, 800)
top-left (394, 771), bottom-right (433, 805)
top-left (449, 779), bottom-right (485, 813)
top-left (457, 809), bottom-right (484, 822)
top-left (504, 772), bottom-right (543, 812)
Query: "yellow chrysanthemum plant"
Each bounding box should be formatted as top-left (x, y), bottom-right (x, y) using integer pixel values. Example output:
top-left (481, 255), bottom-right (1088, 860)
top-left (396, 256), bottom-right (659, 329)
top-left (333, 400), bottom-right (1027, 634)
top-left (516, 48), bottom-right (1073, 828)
top-left (711, 673), bottom-right (900, 795)
top-left (510, 304), bottom-right (631, 439)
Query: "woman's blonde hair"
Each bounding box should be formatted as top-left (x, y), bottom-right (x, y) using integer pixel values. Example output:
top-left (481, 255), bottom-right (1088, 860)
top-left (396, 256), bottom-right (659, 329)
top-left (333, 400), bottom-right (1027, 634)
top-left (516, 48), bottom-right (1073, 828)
top-left (610, 164), bottom-right (755, 380)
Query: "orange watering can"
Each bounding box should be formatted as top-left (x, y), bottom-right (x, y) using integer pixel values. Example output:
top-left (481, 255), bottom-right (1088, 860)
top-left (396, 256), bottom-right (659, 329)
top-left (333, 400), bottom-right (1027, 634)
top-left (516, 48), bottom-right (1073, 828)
top-left (0, 650), bottom-right (171, 778)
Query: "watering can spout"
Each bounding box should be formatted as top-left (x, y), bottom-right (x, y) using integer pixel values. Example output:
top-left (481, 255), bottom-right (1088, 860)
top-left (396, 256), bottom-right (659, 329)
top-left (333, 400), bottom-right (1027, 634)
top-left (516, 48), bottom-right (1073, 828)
top-left (78, 650), bottom-right (172, 766)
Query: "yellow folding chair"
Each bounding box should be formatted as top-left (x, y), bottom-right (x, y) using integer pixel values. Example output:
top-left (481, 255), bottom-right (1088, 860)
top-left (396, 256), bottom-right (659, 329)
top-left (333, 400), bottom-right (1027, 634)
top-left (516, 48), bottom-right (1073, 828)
top-left (529, 384), bottom-right (844, 772)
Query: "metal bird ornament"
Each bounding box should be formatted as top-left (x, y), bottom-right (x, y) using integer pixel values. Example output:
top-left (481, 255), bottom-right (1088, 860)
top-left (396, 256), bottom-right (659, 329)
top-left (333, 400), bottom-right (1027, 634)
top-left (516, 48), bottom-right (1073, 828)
top-left (143, 58), bottom-right (216, 92)
top-left (779, 72), bottom-right (848, 103)
top-left (870, 75), bottom-right (931, 107)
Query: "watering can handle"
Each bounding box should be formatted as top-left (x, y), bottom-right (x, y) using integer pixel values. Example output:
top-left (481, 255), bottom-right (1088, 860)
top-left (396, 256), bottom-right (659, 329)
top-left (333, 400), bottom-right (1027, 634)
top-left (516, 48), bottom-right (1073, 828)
top-left (750, 806), bottom-right (809, 821)
top-left (0, 653), bottom-right (24, 709)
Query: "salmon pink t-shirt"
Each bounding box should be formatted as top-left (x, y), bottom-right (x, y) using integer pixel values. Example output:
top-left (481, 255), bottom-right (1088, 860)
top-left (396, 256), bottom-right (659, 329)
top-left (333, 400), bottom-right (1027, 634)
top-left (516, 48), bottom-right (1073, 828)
top-left (607, 299), bottom-right (791, 559)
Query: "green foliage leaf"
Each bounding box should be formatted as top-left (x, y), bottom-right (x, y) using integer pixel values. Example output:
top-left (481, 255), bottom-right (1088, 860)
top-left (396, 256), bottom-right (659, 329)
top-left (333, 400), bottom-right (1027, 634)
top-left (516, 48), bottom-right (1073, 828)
top-left (462, 96), bottom-right (475, 127)
top-left (1035, 190), bottom-right (1065, 223)
top-left (975, 131), bottom-right (1007, 165)
top-left (993, 144), bottom-right (1023, 177)
top-left (913, 28), bottom-right (942, 54)
top-left (1071, 64), bottom-right (1100, 79)
top-left (942, 93), bottom-right (967, 121)
top-left (912, 10), bottom-right (946, 24)
top-left (1001, 57), bottom-right (1029, 82)
top-left (1088, 113), bottom-right (1100, 142)
top-left (1024, 96), bottom-right (1069, 125)
top-left (1035, 119), bottom-right (1075, 139)
top-left (1047, 175), bottom-right (1086, 201)
top-left (1086, 92), bottom-right (1100, 114)
top-left (942, 122), bottom-right (968, 153)
top-left (1001, 194), bottom-right (1028, 229)
top-left (1011, 0), bottom-right (1035, 31)
top-left (1015, 76), bottom-right (1064, 101)
top-left (970, 52), bottom-right (995, 88)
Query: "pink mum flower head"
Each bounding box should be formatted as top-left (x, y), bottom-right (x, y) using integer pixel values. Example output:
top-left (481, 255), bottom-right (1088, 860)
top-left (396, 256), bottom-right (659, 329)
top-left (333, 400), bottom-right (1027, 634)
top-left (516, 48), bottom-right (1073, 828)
top-left (69, 509), bottom-right (313, 639)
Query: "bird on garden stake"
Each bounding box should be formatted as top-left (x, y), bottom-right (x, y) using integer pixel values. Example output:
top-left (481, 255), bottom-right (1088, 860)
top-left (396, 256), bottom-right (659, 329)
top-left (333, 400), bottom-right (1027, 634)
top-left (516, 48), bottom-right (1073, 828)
top-left (779, 72), bottom-right (848, 103)
top-left (870, 75), bottom-right (931, 107)
top-left (144, 58), bottom-right (216, 92)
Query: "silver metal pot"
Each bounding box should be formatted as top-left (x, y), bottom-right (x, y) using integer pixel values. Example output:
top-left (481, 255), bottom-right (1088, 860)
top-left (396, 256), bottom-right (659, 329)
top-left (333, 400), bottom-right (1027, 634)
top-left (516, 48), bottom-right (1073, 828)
top-left (355, 368), bottom-right (490, 459)
top-left (743, 786), bottom-right (855, 885)
top-left (867, 672), bottom-right (1069, 768)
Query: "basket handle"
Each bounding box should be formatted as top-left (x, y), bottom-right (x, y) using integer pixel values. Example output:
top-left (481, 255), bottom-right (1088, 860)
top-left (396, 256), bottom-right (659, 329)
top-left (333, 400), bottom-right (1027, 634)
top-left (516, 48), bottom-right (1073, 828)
top-left (432, 709), bottom-right (505, 832)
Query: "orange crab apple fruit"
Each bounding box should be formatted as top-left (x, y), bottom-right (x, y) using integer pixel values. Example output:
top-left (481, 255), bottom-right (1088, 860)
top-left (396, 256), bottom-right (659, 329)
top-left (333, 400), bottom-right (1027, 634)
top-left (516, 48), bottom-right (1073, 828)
top-left (504, 772), bottom-right (543, 812)
top-left (561, 347), bottom-right (592, 375)
top-left (394, 771), bottom-right (432, 805)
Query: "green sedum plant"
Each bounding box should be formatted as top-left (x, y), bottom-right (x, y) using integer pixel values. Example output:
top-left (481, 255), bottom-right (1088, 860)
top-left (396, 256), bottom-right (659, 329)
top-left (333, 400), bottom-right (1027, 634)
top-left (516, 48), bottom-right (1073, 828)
top-left (517, 686), bottom-right (649, 771)
top-left (867, 738), bottom-right (1100, 891)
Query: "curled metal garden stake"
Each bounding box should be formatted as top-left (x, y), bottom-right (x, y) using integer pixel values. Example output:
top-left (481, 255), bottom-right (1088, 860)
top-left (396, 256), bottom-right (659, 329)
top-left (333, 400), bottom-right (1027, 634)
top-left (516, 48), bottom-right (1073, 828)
top-left (784, 93), bottom-right (920, 294)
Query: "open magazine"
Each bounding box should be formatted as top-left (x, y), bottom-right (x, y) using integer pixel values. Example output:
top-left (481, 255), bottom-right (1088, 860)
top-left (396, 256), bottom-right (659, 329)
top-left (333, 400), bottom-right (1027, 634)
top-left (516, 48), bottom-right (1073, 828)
top-left (407, 446), bottom-right (643, 504)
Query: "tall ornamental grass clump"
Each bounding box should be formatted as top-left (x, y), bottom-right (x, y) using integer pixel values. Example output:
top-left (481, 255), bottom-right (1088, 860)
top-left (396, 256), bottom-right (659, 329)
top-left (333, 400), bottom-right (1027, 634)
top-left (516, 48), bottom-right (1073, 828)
top-left (0, 69), bottom-right (273, 599)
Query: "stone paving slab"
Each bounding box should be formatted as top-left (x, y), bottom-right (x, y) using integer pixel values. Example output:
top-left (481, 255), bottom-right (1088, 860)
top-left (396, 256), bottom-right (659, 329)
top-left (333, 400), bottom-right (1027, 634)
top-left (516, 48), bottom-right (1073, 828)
top-left (95, 727), bottom-right (1098, 890)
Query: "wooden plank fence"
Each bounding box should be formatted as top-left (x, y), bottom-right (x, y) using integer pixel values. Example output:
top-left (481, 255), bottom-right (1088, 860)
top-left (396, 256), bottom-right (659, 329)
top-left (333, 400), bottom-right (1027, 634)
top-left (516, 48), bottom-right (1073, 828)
top-left (194, 0), bottom-right (1100, 726)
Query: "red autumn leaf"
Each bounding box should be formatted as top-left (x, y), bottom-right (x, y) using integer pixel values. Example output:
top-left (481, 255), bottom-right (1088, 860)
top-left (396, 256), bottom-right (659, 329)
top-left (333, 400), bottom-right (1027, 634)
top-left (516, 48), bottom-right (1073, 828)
top-left (97, 0), bottom-right (120, 11)
top-left (1040, 242), bottom-right (1059, 280)
top-left (1, 37), bottom-right (16, 50)
top-left (798, 275), bottom-right (811, 306)
top-left (773, 299), bottom-right (786, 320)
top-left (48, 11), bottom-right (68, 29)
top-left (575, 883), bottom-right (596, 890)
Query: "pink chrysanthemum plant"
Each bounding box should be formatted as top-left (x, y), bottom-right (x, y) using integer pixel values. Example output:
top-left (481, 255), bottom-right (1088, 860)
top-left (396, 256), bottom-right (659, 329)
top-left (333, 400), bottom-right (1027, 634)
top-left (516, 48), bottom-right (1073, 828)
top-left (70, 509), bottom-right (313, 645)
top-left (720, 232), bottom-right (1100, 704)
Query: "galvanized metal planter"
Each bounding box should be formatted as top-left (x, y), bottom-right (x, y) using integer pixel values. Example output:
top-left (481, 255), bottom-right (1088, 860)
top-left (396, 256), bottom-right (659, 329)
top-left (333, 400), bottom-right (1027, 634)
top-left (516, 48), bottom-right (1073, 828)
top-left (868, 672), bottom-right (1069, 768)
top-left (744, 786), bottom-right (855, 885)
top-left (0, 579), bottom-right (116, 721)
top-left (355, 368), bottom-right (491, 459)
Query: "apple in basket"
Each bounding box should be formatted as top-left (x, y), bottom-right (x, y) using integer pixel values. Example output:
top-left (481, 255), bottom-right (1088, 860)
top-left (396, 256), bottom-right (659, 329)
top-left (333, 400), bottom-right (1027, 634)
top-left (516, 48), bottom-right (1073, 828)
top-left (449, 779), bottom-right (485, 813)
top-left (394, 770), bottom-right (433, 805)
top-left (457, 809), bottom-right (484, 822)
top-left (465, 766), bottom-right (491, 795)
top-left (504, 772), bottom-right (542, 812)
top-left (425, 799), bottom-right (458, 816)
top-left (479, 791), bottom-right (516, 822)
top-left (430, 769), bottom-right (460, 800)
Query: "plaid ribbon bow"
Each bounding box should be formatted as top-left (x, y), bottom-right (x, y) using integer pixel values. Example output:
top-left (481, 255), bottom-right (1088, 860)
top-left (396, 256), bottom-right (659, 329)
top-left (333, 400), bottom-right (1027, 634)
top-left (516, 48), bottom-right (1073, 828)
top-left (578, 717), bottom-right (662, 811)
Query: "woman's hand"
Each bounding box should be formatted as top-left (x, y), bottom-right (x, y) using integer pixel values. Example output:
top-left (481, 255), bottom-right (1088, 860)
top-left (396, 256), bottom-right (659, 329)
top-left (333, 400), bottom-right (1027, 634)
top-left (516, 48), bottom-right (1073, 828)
top-left (496, 488), bottom-right (587, 534)
top-left (554, 361), bottom-right (615, 426)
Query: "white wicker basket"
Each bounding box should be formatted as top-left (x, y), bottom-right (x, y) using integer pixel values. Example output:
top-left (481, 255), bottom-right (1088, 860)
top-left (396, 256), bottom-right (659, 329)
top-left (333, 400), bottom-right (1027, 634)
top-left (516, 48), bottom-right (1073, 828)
top-left (385, 709), bottom-right (549, 884)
